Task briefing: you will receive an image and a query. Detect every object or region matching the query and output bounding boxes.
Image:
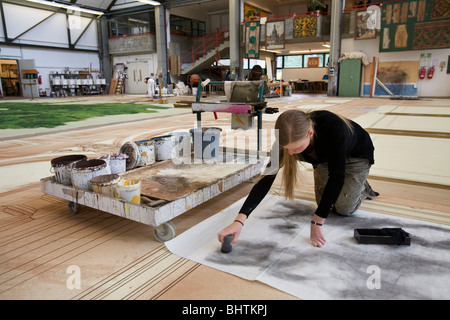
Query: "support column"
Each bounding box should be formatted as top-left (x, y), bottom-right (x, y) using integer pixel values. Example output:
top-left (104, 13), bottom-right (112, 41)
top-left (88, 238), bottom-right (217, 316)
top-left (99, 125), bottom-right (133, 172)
top-left (328, 0), bottom-right (343, 96)
top-left (99, 17), bottom-right (111, 87)
top-left (155, 5), bottom-right (168, 87)
top-left (229, 0), bottom-right (241, 80)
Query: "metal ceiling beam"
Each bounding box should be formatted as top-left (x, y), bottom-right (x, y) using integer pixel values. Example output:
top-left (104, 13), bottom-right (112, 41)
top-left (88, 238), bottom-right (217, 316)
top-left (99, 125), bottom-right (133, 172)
top-left (106, 0), bottom-right (117, 12)
top-left (0, 2), bottom-right (9, 41)
top-left (11, 11), bottom-right (56, 41)
top-left (3, 0), bottom-right (103, 18)
top-left (71, 17), bottom-right (95, 47)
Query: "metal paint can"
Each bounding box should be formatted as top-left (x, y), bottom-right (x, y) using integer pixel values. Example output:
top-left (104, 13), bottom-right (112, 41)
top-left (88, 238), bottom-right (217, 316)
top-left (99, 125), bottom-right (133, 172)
top-left (150, 135), bottom-right (177, 161)
top-left (71, 159), bottom-right (108, 190)
top-left (135, 140), bottom-right (156, 166)
top-left (120, 141), bottom-right (155, 170)
top-left (117, 178), bottom-right (141, 204)
top-left (99, 153), bottom-right (129, 174)
top-left (90, 174), bottom-right (120, 198)
top-left (51, 154), bottom-right (87, 185)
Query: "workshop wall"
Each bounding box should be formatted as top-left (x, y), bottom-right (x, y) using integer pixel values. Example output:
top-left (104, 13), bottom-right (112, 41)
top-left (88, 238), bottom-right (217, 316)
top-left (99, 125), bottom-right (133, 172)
top-left (0, 2), bottom-right (98, 51)
top-left (342, 38), bottom-right (450, 97)
top-left (0, 45), bottom-right (101, 95)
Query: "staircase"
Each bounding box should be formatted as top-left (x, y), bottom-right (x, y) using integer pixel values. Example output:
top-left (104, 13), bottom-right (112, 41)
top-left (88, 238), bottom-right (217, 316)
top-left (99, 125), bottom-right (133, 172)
top-left (180, 27), bottom-right (230, 75)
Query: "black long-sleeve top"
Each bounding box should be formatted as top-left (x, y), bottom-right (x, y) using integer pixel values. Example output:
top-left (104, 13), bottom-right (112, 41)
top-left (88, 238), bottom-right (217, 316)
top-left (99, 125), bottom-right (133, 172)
top-left (239, 110), bottom-right (374, 219)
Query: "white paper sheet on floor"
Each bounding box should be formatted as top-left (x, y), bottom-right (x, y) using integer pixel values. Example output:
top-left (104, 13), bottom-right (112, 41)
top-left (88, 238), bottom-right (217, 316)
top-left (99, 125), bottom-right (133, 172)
top-left (165, 195), bottom-right (450, 300)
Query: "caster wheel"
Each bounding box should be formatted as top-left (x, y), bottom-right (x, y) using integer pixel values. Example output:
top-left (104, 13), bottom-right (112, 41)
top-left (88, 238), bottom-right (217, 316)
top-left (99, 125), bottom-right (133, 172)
top-left (153, 221), bottom-right (176, 242)
top-left (67, 201), bottom-right (80, 214)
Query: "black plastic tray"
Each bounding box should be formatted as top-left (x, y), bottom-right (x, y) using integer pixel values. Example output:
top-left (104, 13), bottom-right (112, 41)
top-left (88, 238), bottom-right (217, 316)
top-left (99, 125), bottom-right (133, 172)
top-left (354, 228), bottom-right (411, 245)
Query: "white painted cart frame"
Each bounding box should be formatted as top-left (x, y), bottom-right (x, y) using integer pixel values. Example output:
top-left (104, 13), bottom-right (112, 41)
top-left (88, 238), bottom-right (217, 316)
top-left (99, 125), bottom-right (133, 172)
top-left (40, 157), bottom-right (269, 242)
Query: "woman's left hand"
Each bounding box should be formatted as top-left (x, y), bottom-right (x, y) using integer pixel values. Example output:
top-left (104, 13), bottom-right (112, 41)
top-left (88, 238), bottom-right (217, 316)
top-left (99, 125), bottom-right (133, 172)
top-left (310, 225), bottom-right (326, 247)
top-left (310, 214), bottom-right (326, 247)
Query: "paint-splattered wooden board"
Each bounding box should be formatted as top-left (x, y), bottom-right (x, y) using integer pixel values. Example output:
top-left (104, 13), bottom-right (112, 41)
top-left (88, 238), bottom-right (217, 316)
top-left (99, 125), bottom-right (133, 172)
top-left (120, 156), bottom-right (262, 201)
top-left (192, 102), bottom-right (252, 114)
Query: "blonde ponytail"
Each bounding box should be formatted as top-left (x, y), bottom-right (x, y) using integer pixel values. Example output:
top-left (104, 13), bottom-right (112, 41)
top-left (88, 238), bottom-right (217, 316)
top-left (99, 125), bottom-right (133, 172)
top-left (281, 149), bottom-right (299, 201)
top-left (275, 110), bottom-right (311, 201)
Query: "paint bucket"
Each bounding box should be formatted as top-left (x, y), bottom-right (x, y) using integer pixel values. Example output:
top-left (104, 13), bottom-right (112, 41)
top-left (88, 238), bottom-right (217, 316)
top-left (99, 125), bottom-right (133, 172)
top-left (117, 178), bottom-right (141, 204)
top-left (189, 127), bottom-right (222, 160)
top-left (150, 135), bottom-right (177, 161)
top-left (99, 153), bottom-right (128, 174)
top-left (71, 159), bottom-right (108, 190)
top-left (51, 154), bottom-right (87, 185)
top-left (119, 141), bottom-right (155, 170)
top-left (90, 174), bottom-right (120, 198)
top-left (120, 142), bottom-right (140, 170)
top-left (135, 140), bottom-right (156, 166)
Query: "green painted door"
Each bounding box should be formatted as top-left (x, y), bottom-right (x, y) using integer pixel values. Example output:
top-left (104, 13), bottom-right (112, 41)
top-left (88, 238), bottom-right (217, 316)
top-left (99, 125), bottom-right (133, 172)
top-left (338, 59), bottom-right (362, 97)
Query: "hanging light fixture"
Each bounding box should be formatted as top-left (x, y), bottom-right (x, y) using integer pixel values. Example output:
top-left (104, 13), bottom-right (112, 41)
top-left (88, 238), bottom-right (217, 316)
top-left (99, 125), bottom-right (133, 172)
top-left (136, 0), bottom-right (161, 5)
top-left (25, 0), bottom-right (104, 15)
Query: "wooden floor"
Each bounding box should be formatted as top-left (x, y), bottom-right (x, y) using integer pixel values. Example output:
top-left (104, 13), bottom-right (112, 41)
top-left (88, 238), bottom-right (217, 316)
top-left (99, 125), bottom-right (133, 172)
top-left (0, 94), bottom-right (449, 300)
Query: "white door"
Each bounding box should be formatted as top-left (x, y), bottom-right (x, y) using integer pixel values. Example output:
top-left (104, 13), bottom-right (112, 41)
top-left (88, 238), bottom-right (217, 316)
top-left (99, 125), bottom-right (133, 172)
top-left (126, 61), bottom-right (149, 94)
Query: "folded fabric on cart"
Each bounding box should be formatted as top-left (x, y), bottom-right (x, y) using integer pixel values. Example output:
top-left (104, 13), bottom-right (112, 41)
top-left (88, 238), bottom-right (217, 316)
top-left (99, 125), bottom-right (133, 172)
top-left (165, 195), bottom-right (450, 300)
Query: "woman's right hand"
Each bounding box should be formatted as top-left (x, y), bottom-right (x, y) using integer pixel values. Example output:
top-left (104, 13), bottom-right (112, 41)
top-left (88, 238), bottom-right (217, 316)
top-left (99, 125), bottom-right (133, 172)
top-left (218, 214), bottom-right (247, 244)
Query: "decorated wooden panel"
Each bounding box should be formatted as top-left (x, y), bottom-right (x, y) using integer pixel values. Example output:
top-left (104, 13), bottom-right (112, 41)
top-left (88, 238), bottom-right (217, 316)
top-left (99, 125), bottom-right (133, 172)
top-left (380, 0), bottom-right (450, 52)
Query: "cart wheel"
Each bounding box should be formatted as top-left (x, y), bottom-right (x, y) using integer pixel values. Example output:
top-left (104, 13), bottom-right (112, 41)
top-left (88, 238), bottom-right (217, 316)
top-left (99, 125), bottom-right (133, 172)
top-left (67, 201), bottom-right (80, 214)
top-left (153, 222), bottom-right (176, 242)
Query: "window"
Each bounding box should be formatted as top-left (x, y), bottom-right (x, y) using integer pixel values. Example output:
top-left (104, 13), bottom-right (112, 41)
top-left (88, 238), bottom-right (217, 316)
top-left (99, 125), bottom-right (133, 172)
top-left (324, 53), bottom-right (330, 67)
top-left (216, 59), bottom-right (230, 66)
top-left (284, 55), bottom-right (303, 68)
top-left (109, 12), bottom-right (155, 37)
top-left (275, 53), bottom-right (329, 80)
top-left (170, 15), bottom-right (205, 37)
top-left (276, 56), bottom-right (283, 68)
top-left (249, 59), bottom-right (266, 70)
top-left (243, 59), bottom-right (266, 70)
top-left (276, 69), bottom-right (283, 81)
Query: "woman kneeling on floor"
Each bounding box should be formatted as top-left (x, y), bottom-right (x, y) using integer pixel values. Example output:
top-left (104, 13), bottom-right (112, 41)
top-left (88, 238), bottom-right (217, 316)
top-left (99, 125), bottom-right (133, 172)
top-left (218, 109), bottom-right (379, 247)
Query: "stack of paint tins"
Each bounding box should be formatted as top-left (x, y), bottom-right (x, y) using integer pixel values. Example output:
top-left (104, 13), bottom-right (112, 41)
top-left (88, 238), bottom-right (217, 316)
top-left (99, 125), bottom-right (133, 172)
top-left (119, 131), bottom-right (192, 170)
top-left (50, 154), bottom-right (142, 204)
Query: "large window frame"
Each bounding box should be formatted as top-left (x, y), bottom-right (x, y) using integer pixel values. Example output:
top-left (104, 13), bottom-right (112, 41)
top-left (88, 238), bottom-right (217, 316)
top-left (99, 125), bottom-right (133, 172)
top-left (243, 58), bottom-right (266, 70)
top-left (276, 53), bottom-right (329, 80)
top-left (109, 13), bottom-right (205, 38)
top-left (170, 15), bottom-right (206, 37)
top-left (109, 12), bottom-right (156, 37)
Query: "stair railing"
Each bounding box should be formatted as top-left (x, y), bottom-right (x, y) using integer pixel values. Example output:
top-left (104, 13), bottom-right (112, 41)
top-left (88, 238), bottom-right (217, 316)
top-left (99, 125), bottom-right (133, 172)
top-left (180, 25), bottom-right (229, 66)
